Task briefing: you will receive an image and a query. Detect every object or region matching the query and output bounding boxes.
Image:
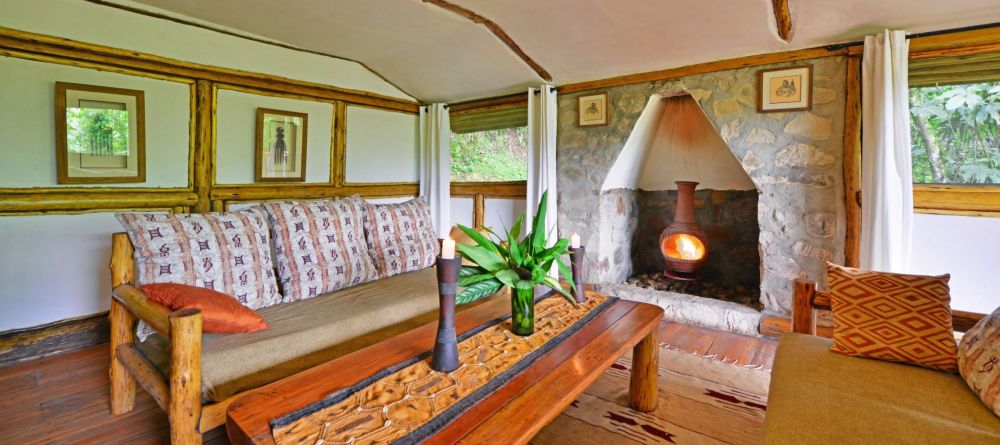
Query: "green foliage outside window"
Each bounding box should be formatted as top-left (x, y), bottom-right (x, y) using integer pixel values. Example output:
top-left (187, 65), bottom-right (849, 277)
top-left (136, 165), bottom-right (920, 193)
top-left (450, 127), bottom-right (528, 182)
top-left (909, 82), bottom-right (1000, 184)
top-left (66, 107), bottom-right (130, 156)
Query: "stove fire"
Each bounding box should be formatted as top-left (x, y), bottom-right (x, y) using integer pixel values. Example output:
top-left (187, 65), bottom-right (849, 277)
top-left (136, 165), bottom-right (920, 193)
top-left (659, 181), bottom-right (709, 280)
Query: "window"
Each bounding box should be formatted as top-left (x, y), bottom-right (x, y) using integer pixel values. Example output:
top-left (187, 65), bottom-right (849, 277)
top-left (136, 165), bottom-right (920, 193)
top-left (449, 102), bottom-right (528, 182)
top-left (909, 81), bottom-right (1000, 184)
top-left (907, 53), bottom-right (1000, 216)
top-left (450, 127), bottom-right (528, 182)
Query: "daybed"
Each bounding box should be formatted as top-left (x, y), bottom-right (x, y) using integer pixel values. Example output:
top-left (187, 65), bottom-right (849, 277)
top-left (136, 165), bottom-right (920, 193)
top-left (762, 280), bottom-right (1000, 444)
top-left (107, 199), bottom-right (484, 444)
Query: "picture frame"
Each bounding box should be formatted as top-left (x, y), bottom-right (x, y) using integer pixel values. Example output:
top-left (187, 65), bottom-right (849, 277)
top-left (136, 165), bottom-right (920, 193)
top-left (577, 92), bottom-right (609, 127)
top-left (757, 65), bottom-right (813, 112)
top-left (255, 108), bottom-right (308, 182)
top-left (55, 82), bottom-right (146, 184)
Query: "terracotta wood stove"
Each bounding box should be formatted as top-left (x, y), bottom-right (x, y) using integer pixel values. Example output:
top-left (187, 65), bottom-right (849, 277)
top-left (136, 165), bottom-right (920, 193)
top-left (659, 181), bottom-right (709, 280)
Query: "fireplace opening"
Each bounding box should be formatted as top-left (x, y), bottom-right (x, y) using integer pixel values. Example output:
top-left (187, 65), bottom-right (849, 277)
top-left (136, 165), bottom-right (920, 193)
top-left (599, 93), bottom-right (762, 312)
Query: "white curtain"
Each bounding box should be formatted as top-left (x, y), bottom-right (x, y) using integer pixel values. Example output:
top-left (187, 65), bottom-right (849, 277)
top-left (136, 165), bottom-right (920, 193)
top-left (419, 103), bottom-right (451, 238)
top-left (861, 30), bottom-right (913, 272)
top-left (526, 86), bottom-right (558, 242)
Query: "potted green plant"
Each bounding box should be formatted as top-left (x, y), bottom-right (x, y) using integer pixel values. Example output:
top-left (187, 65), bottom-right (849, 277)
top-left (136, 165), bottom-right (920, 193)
top-left (455, 191), bottom-right (577, 336)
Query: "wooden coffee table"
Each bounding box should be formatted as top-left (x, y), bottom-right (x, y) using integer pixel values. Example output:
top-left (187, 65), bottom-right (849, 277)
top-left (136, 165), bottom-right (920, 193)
top-left (226, 291), bottom-right (665, 444)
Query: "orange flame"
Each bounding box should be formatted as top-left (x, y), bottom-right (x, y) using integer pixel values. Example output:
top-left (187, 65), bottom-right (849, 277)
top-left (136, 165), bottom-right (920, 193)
top-left (661, 234), bottom-right (706, 261)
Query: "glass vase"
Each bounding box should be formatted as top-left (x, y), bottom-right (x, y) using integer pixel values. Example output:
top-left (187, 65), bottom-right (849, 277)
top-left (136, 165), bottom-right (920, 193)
top-left (511, 286), bottom-right (535, 336)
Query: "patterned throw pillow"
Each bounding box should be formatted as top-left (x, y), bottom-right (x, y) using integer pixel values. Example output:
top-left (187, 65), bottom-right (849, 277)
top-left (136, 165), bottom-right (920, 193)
top-left (827, 263), bottom-right (958, 372)
top-left (958, 307), bottom-right (1000, 417)
top-left (117, 208), bottom-right (282, 310)
top-left (362, 197), bottom-right (439, 278)
top-left (262, 197), bottom-right (379, 303)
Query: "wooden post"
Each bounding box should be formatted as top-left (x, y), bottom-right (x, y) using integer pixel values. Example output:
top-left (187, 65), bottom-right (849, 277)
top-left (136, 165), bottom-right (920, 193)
top-left (792, 279), bottom-right (817, 335)
top-left (193, 80), bottom-right (214, 214)
top-left (169, 308), bottom-right (204, 445)
top-left (331, 101), bottom-right (347, 187)
top-left (473, 194), bottom-right (485, 228)
top-left (109, 233), bottom-right (136, 415)
top-left (628, 328), bottom-right (659, 412)
top-left (843, 55), bottom-right (863, 267)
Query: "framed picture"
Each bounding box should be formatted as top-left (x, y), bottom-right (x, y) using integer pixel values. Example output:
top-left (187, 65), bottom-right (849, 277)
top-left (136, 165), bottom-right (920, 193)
top-left (577, 92), bottom-right (609, 127)
top-left (255, 108), bottom-right (308, 182)
top-left (757, 65), bottom-right (813, 112)
top-left (55, 82), bottom-right (145, 184)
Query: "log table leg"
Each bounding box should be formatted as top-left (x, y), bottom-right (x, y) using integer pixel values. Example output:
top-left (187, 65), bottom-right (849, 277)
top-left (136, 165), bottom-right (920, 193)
top-left (628, 328), bottom-right (659, 412)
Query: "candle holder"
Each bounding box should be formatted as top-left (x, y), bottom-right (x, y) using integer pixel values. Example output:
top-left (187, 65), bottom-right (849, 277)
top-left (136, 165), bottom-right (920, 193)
top-left (432, 256), bottom-right (462, 372)
top-left (569, 246), bottom-right (587, 303)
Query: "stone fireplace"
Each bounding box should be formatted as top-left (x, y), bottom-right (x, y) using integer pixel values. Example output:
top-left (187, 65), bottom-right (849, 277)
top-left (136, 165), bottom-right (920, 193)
top-left (556, 57), bottom-right (849, 333)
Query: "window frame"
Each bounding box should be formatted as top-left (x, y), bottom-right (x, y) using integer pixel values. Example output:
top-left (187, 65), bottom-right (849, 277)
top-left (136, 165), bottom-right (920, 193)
top-left (908, 54), bottom-right (1000, 217)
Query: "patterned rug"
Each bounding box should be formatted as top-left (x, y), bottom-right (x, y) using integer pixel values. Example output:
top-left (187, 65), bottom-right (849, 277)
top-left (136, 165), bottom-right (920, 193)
top-left (531, 343), bottom-right (771, 445)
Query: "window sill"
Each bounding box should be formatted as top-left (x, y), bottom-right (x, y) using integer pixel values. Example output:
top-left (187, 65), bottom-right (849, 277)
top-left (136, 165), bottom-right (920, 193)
top-left (913, 184), bottom-right (1000, 217)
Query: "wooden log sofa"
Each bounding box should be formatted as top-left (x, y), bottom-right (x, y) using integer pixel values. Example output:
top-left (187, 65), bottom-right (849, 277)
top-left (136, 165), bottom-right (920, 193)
top-left (762, 279), bottom-right (1000, 444)
top-left (108, 231), bottom-right (491, 444)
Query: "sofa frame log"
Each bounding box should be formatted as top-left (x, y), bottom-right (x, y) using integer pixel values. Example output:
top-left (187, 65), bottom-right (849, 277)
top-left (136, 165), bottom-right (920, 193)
top-left (109, 232), bottom-right (239, 444)
top-left (791, 278), bottom-right (986, 335)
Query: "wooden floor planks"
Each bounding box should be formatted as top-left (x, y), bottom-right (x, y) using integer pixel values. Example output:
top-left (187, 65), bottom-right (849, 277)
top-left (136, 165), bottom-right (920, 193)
top-left (0, 320), bottom-right (775, 444)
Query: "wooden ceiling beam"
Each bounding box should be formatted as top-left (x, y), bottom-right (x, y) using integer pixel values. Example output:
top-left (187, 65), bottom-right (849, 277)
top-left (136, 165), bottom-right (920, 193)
top-left (424, 0), bottom-right (552, 82)
top-left (772, 0), bottom-right (792, 42)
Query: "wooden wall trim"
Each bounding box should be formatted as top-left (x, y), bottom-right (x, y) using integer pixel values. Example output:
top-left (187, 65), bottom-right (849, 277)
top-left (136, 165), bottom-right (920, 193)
top-left (211, 183), bottom-right (420, 202)
top-left (842, 55), bottom-right (862, 267)
top-left (559, 46), bottom-right (848, 94)
top-left (913, 184), bottom-right (1000, 217)
top-left (0, 189), bottom-right (198, 214)
top-left (0, 311), bottom-right (109, 368)
top-left (451, 181), bottom-right (527, 198)
top-left (0, 27), bottom-right (419, 113)
top-left (449, 92), bottom-right (528, 114)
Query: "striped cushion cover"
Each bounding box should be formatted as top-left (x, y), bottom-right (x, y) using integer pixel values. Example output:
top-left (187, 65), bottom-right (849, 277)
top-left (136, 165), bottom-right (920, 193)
top-left (263, 197), bottom-right (379, 302)
top-left (958, 307), bottom-right (1000, 417)
top-left (362, 197), bottom-right (439, 278)
top-left (827, 263), bottom-right (958, 372)
top-left (116, 208), bottom-right (282, 310)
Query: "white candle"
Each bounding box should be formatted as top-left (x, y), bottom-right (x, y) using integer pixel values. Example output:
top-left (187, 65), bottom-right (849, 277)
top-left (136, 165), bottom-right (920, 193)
top-left (441, 237), bottom-right (456, 259)
top-left (570, 233), bottom-right (581, 249)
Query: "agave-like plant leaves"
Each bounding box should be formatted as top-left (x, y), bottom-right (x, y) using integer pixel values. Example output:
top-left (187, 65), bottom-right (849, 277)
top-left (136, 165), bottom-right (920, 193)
top-left (456, 224), bottom-right (502, 256)
top-left (456, 243), bottom-right (506, 273)
top-left (530, 191), bottom-right (549, 255)
top-left (494, 269), bottom-right (519, 288)
top-left (457, 278), bottom-right (503, 304)
top-left (452, 188), bottom-right (579, 307)
top-left (554, 257), bottom-right (578, 296)
top-left (459, 272), bottom-right (496, 287)
top-left (543, 276), bottom-right (576, 305)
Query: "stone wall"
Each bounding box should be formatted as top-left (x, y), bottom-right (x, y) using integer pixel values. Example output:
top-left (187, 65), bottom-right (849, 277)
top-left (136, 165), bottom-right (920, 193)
top-left (557, 56), bottom-right (848, 314)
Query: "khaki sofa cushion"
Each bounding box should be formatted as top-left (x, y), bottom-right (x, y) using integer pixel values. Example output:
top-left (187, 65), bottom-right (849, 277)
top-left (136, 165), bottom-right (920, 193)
top-left (139, 267), bottom-right (496, 402)
top-left (763, 333), bottom-right (1000, 445)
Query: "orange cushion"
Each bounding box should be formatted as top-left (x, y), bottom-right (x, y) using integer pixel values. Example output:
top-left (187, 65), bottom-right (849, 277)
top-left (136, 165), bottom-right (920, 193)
top-left (827, 263), bottom-right (957, 372)
top-left (140, 283), bottom-right (269, 334)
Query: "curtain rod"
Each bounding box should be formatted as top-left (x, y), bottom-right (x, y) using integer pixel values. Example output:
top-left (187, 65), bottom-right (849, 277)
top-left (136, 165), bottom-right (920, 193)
top-left (825, 21), bottom-right (1000, 51)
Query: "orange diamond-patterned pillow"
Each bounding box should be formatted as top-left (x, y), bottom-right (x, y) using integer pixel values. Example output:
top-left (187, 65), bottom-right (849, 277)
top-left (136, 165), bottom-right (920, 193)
top-left (827, 263), bottom-right (957, 372)
top-left (958, 307), bottom-right (1000, 417)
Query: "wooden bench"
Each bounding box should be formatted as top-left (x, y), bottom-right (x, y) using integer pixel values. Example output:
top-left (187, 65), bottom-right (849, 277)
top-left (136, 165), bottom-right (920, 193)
top-left (790, 279), bottom-right (986, 335)
top-left (108, 232), bottom-right (237, 444)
